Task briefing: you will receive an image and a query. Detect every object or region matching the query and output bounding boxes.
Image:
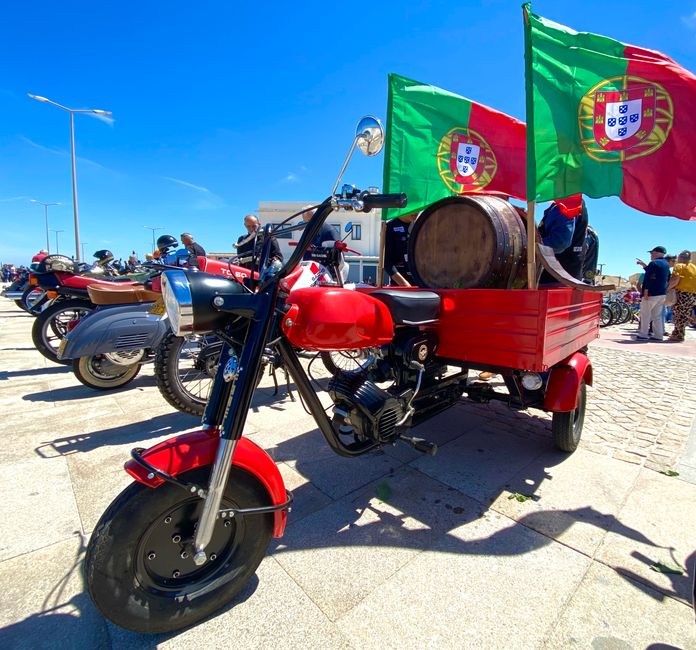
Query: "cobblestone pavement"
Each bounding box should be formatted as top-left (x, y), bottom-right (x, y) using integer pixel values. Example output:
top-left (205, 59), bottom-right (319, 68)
top-left (465, 329), bottom-right (696, 474)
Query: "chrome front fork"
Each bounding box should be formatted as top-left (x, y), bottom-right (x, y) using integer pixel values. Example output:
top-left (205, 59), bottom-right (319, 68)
top-left (192, 435), bottom-right (237, 565)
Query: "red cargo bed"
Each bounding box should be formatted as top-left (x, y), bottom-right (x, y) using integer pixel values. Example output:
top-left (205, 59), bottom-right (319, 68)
top-left (432, 288), bottom-right (601, 372)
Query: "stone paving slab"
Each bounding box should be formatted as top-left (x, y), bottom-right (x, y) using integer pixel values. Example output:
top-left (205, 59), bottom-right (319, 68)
top-left (490, 447), bottom-right (642, 557)
top-left (1, 300), bottom-right (695, 649)
top-left (542, 562), bottom-right (696, 650)
top-left (596, 467), bottom-right (696, 606)
top-left (335, 507), bottom-right (592, 650)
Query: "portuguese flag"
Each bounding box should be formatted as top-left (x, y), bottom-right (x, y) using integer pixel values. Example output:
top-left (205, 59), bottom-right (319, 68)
top-left (524, 4), bottom-right (696, 221)
top-left (383, 73), bottom-right (526, 220)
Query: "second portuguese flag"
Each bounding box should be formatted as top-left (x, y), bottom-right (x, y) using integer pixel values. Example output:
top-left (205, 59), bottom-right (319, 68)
top-left (524, 4), bottom-right (696, 221)
top-left (383, 73), bottom-right (526, 220)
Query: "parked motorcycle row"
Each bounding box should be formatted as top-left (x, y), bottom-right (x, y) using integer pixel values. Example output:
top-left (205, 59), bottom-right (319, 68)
top-left (3, 117), bottom-right (598, 635)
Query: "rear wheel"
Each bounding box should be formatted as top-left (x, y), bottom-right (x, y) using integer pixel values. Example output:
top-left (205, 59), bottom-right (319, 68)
top-left (320, 349), bottom-right (374, 375)
top-left (16, 286), bottom-right (42, 313)
top-left (73, 353), bottom-right (142, 390)
top-left (552, 380), bottom-right (586, 452)
top-left (84, 466), bottom-right (273, 634)
top-left (31, 299), bottom-right (94, 365)
top-left (600, 305), bottom-right (612, 327)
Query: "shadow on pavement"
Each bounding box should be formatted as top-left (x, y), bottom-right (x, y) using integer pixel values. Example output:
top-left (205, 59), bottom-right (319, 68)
top-left (35, 412), bottom-right (200, 457)
top-left (23, 375), bottom-right (159, 402)
top-left (0, 366), bottom-right (70, 380)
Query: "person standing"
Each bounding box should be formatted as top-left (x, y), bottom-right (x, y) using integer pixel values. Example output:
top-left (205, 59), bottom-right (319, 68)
top-left (301, 205), bottom-right (338, 257)
top-left (180, 233), bottom-right (206, 267)
top-left (384, 214), bottom-right (417, 286)
top-left (667, 250), bottom-right (696, 342)
top-left (635, 246), bottom-right (670, 340)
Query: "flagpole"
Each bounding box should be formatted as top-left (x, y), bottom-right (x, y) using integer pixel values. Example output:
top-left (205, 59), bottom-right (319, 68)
top-left (376, 220), bottom-right (387, 287)
top-left (526, 201), bottom-right (537, 289)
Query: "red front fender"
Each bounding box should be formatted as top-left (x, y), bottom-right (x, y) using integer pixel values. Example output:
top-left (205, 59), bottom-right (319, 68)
top-left (124, 430), bottom-right (287, 537)
top-left (543, 352), bottom-right (593, 413)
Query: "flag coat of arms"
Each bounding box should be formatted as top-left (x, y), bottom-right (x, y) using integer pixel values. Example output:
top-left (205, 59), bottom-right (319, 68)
top-left (524, 3), bottom-right (696, 220)
top-left (383, 73), bottom-right (526, 220)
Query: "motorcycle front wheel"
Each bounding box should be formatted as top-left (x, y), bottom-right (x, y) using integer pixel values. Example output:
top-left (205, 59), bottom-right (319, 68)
top-left (85, 466), bottom-right (273, 634)
top-left (72, 353), bottom-right (142, 390)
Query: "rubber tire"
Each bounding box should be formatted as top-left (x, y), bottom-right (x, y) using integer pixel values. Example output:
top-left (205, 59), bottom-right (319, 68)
top-left (31, 299), bottom-right (94, 365)
top-left (600, 305), bottom-right (612, 328)
top-left (552, 380), bottom-right (586, 453)
top-left (84, 466), bottom-right (273, 634)
top-left (73, 356), bottom-right (141, 390)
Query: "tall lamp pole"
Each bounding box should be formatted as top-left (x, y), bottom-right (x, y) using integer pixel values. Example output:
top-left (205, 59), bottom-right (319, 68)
top-left (27, 93), bottom-right (112, 263)
top-left (50, 229), bottom-right (65, 254)
top-left (29, 199), bottom-right (61, 253)
top-left (144, 226), bottom-right (164, 253)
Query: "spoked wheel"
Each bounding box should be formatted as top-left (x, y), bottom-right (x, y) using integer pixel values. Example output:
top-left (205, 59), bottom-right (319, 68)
top-left (600, 305), bottom-right (612, 327)
top-left (72, 351), bottom-right (143, 390)
top-left (156, 333), bottom-right (224, 416)
top-left (31, 299), bottom-right (94, 365)
top-left (551, 380), bottom-right (586, 452)
top-left (320, 349), bottom-right (374, 375)
top-left (85, 466), bottom-right (273, 634)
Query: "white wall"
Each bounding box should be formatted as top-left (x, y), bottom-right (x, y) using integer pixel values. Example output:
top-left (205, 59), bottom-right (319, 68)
top-left (256, 201), bottom-right (382, 260)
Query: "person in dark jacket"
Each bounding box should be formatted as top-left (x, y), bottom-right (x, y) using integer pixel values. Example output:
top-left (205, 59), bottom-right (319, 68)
top-left (234, 215), bottom-right (282, 270)
top-left (180, 233), bottom-right (206, 267)
top-left (635, 245), bottom-right (670, 340)
top-left (384, 214), bottom-right (416, 286)
top-left (538, 196), bottom-right (588, 283)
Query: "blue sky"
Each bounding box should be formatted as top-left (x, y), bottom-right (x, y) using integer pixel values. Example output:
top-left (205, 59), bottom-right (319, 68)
top-left (2, 0), bottom-right (695, 278)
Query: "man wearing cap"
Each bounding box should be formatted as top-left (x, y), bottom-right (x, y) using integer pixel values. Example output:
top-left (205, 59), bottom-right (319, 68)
top-left (635, 246), bottom-right (670, 340)
top-left (180, 233), bottom-right (206, 267)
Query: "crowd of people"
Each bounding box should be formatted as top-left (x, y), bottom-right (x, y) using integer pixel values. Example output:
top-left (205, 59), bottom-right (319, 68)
top-left (635, 246), bottom-right (696, 342)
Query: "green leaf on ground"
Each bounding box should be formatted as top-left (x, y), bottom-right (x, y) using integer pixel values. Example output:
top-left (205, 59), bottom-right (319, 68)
top-left (508, 492), bottom-right (533, 503)
top-left (649, 561), bottom-right (684, 575)
top-left (375, 481), bottom-right (392, 502)
top-left (659, 469), bottom-right (680, 477)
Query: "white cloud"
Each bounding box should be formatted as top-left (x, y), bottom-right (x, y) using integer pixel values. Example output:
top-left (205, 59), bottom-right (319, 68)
top-left (281, 172), bottom-right (299, 183)
top-left (0, 195), bottom-right (31, 202)
top-left (682, 11), bottom-right (696, 29)
top-left (18, 135), bottom-right (106, 169)
top-left (162, 176), bottom-right (211, 193)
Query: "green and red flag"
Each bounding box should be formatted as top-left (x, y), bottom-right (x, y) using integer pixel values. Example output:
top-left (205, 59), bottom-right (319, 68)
top-left (524, 3), bottom-right (696, 221)
top-left (382, 73), bottom-right (526, 220)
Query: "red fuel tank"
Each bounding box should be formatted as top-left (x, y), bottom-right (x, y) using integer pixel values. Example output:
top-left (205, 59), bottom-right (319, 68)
top-left (282, 287), bottom-right (394, 350)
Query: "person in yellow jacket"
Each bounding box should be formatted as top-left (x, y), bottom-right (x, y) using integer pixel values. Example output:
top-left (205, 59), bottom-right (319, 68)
top-left (667, 250), bottom-right (696, 341)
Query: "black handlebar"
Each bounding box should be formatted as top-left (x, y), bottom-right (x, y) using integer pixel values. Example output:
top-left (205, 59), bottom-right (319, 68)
top-left (360, 192), bottom-right (408, 211)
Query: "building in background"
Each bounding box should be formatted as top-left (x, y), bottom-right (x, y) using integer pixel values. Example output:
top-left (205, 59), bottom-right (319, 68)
top-left (257, 201), bottom-right (383, 284)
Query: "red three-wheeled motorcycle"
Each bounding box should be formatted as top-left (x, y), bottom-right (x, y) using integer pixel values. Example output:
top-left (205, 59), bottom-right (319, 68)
top-left (83, 116), bottom-right (600, 633)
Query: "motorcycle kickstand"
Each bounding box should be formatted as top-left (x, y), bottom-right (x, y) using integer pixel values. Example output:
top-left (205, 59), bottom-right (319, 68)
top-left (284, 366), bottom-right (295, 402)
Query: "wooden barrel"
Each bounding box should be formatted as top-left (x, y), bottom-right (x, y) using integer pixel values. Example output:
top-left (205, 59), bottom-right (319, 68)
top-left (407, 196), bottom-right (527, 289)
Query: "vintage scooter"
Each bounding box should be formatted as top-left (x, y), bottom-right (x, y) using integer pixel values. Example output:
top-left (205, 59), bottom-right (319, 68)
top-left (84, 117), bottom-right (599, 633)
top-left (58, 257), bottom-right (255, 389)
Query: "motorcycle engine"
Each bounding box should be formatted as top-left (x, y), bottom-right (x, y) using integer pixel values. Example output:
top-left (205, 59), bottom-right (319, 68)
top-left (328, 372), bottom-right (406, 444)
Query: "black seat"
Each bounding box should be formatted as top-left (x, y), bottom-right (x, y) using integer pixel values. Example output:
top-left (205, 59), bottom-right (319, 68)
top-left (370, 289), bottom-right (440, 325)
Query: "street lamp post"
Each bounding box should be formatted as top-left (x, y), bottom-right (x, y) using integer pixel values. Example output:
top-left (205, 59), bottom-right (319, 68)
top-left (144, 226), bottom-right (164, 253)
top-left (29, 199), bottom-right (61, 253)
top-left (27, 93), bottom-right (112, 263)
top-left (50, 229), bottom-right (65, 254)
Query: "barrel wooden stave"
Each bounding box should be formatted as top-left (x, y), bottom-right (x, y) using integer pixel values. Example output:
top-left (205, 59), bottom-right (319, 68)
top-left (407, 196), bottom-right (527, 289)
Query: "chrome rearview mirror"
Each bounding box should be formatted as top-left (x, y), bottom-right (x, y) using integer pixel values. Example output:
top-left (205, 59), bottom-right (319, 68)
top-left (355, 116), bottom-right (384, 157)
top-left (331, 116), bottom-right (385, 195)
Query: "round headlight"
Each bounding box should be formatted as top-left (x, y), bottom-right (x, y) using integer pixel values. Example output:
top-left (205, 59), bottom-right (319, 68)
top-left (161, 270), bottom-right (193, 336)
top-left (161, 269), bottom-right (248, 336)
top-left (521, 372), bottom-right (544, 391)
